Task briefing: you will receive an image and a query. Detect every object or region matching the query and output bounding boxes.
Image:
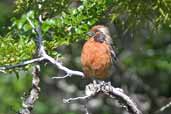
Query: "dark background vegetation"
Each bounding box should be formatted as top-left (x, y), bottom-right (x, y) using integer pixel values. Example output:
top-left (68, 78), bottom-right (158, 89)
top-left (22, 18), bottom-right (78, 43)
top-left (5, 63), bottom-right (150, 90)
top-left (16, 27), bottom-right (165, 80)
top-left (0, 0), bottom-right (171, 114)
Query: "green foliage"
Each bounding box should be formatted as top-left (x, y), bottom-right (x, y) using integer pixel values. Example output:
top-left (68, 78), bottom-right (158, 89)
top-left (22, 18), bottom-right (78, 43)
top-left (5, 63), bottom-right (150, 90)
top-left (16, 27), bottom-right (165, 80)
top-left (15, 0), bottom-right (70, 16)
top-left (0, 0), bottom-right (117, 67)
top-left (13, 0), bottom-right (114, 47)
top-left (42, 0), bottom-right (110, 48)
top-left (0, 35), bottom-right (35, 66)
top-left (0, 71), bottom-right (32, 113)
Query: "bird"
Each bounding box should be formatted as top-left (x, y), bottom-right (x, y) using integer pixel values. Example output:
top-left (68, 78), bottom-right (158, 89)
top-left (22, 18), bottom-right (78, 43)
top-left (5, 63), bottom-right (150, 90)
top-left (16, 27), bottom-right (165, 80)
top-left (81, 25), bottom-right (117, 80)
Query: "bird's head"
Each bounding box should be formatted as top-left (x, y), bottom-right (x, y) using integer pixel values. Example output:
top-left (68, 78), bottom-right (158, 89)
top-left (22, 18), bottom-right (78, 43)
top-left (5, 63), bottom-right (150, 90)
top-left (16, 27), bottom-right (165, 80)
top-left (87, 25), bottom-right (111, 43)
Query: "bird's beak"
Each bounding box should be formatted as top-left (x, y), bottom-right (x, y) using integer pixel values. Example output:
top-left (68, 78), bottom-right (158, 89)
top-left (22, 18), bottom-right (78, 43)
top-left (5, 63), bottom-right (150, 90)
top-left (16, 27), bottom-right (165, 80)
top-left (86, 31), bottom-right (95, 37)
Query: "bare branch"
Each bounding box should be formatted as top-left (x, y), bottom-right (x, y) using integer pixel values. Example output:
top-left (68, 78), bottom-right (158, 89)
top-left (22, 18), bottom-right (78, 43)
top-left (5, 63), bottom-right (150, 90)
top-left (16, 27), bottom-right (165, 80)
top-left (43, 54), bottom-right (84, 77)
top-left (18, 65), bottom-right (41, 114)
top-left (0, 57), bottom-right (45, 71)
top-left (64, 82), bottom-right (142, 114)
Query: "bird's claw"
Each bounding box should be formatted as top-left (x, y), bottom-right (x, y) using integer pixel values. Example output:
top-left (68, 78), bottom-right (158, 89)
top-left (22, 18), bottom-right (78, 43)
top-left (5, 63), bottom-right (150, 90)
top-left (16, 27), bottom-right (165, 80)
top-left (85, 82), bottom-right (99, 96)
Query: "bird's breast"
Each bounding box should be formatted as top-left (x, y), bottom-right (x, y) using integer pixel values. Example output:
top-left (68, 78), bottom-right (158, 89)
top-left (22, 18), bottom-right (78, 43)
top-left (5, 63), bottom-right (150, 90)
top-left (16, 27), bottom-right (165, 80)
top-left (81, 39), bottom-right (112, 79)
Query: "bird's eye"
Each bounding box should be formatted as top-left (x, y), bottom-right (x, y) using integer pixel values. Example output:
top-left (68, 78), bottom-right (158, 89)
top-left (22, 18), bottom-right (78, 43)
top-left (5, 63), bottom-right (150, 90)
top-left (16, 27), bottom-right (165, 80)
top-left (94, 32), bottom-right (105, 43)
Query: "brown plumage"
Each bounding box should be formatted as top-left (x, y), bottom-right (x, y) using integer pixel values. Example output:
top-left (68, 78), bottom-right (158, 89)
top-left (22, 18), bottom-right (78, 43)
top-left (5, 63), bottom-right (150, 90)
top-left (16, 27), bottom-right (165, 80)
top-left (81, 25), bottom-right (116, 80)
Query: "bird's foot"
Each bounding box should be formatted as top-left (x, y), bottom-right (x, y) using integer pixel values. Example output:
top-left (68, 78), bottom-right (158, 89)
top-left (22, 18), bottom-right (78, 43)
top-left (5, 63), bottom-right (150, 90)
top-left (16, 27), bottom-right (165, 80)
top-left (85, 81), bottom-right (100, 96)
top-left (101, 81), bottom-right (112, 93)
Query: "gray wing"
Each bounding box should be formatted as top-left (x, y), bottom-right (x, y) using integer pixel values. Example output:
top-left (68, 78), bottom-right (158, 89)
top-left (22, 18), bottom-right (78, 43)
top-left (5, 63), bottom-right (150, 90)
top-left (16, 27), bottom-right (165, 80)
top-left (104, 35), bottom-right (118, 63)
top-left (110, 45), bottom-right (118, 63)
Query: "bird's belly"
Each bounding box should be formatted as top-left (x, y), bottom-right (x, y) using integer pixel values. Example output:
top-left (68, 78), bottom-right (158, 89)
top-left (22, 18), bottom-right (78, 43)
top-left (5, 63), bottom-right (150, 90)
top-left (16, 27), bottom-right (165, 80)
top-left (81, 42), bottom-right (112, 79)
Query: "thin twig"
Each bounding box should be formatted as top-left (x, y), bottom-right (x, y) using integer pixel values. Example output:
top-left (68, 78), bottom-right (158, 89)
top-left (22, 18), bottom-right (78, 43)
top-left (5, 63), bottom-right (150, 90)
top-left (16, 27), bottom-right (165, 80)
top-left (0, 57), bottom-right (45, 71)
top-left (156, 101), bottom-right (171, 113)
top-left (52, 73), bottom-right (71, 79)
top-left (26, 17), bottom-right (36, 29)
top-left (64, 95), bottom-right (90, 104)
top-left (43, 54), bottom-right (84, 77)
top-left (84, 104), bottom-right (90, 114)
top-left (18, 65), bottom-right (41, 114)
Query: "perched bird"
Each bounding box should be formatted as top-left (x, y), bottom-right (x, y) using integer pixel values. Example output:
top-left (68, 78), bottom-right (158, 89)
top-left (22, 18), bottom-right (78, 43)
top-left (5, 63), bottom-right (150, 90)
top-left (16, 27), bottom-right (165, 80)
top-left (81, 25), bottom-right (117, 80)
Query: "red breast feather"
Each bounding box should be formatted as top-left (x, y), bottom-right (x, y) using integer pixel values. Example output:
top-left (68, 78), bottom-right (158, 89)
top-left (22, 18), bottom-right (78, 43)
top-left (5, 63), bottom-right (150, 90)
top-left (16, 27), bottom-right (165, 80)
top-left (81, 38), bottom-right (112, 79)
